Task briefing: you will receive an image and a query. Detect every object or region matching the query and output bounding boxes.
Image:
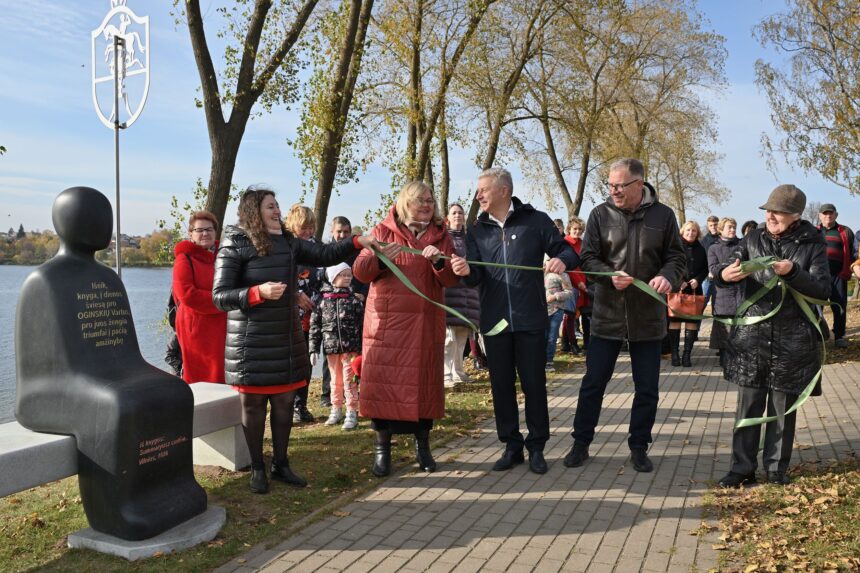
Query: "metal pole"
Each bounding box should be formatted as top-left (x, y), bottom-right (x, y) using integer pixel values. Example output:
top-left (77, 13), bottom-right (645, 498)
top-left (114, 35), bottom-right (124, 278)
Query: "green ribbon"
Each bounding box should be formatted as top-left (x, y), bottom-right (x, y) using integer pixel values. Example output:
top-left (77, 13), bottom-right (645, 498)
top-left (372, 244), bottom-right (829, 433)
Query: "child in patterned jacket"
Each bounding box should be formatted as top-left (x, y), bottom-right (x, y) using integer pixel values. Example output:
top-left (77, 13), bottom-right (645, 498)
top-left (309, 262), bottom-right (364, 430)
top-left (544, 265), bottom-right (574, 371)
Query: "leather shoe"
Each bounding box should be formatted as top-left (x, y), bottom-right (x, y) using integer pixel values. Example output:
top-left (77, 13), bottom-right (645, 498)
top-left (767, 471), bottom-right (790, 485)
top-left (563, 443), bottom-right (589, 468)
top-left (492, 449), bottom-right (525, 471)
top-left (630, 449), bottom-right (654, 472)
top-left (249, 467), bottom-right (269, 494)
top-left (271, 459), bottom-right (308, 487)
top-left (529, 451), bottom-right (548, 474)
top-left (718, 472), bottom-right (757, 488)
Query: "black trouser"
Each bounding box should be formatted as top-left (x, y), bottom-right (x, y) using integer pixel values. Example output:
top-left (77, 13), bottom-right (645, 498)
top-left (483, 330), bottom-right (549, 453)
top-left (731, 387), bottom-right (798, 475)
top-left (320, 352), bottom-right (331, 406)
top-left (572, 336), bottom-right (661, 450)
top-left (829, 275), bottom-right (848, 340)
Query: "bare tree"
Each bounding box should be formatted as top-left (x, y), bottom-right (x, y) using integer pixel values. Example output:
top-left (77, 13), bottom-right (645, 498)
top-left (180, 0), bottom-right (320, 229)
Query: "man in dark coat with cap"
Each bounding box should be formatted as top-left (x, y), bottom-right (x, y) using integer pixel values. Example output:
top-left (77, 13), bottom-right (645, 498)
top-left (817, 203), bottom-right (855, 347)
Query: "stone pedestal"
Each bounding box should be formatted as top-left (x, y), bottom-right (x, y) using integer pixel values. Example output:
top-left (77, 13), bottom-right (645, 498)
top-left (67, 505), bottom-right (226, 561)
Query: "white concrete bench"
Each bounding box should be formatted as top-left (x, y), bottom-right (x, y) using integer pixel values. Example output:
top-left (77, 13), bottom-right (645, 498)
top-left (0, 382), bottom-right (250, 498)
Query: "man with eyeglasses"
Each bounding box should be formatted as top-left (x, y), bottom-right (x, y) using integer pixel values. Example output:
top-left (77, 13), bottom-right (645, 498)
top-left (451, 167), bottom-right (578, 475)
top-left (563, 158), bottom-right (685, 473)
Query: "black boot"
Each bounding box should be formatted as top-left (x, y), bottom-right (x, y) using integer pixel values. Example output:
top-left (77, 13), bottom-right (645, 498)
top-left (271, 456), bottom-right (307, 487)
top-left (669, 329), bottom-right (681, 366)
top-left (682, 330), bottom-right (697, 367)
top-left (415, 429), bottom-right (436, 472)
top-left (372, 429), bottom-right (392, 477)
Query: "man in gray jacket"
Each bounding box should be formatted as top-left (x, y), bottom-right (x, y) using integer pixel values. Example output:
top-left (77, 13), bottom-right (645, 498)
top-left (564, 158), bottom-right (686, 473)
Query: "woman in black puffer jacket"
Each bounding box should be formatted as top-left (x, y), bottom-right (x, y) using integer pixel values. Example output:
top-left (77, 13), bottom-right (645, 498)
top-left (714, 185), bottom-right (829, 488)
top-left (213, 188), bottom-right (376, 494)
top-left (707, 217), bottom-right (744, 353)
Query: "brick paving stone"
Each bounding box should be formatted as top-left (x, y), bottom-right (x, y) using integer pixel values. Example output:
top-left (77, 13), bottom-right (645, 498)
top-left (241, 327), bottom-right (860, 573)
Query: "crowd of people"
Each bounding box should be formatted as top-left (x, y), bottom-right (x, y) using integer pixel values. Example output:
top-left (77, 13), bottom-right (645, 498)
top-left (169, 160), bottom-right (858, 494)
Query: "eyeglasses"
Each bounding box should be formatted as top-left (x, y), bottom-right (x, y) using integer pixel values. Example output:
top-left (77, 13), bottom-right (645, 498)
top-left (414, 198), bottom-right (436, 206)
top-left (191, 227), bottom-right (215, 234)
top-left (605, 178), bottom-right (641, 192)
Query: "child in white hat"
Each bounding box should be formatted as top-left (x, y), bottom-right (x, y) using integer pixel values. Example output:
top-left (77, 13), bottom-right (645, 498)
top-left (309, 262), bottom-right (364, 429)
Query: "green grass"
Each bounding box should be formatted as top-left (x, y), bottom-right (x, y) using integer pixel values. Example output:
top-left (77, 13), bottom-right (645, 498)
top-left (0, 374), bottom-right (499, 573)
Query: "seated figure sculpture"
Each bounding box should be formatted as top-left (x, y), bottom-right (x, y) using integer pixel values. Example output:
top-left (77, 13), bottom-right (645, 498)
top-left (15, 187), bottom-right (207, 541)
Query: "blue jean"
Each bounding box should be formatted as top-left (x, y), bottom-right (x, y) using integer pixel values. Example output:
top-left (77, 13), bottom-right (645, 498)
top-left (545, 310), bottom-right (564, 363)
top-left (702, 277), bottom-right (714, 307)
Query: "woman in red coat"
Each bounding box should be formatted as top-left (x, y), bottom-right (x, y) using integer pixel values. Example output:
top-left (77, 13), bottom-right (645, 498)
top-left (354, 181), bottom-right (459, 477)
top-left (172, 210), bottom-right (227, 383)
top-left (561, 216), bottom-right (589, 353)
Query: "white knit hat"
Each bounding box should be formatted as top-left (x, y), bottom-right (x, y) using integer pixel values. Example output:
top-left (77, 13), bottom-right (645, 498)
top-left (326, 262), bottom-right (351, 284)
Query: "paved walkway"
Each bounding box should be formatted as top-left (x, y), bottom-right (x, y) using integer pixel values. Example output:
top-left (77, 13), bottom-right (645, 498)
top-left (220, 328), bottom-right (860, 573)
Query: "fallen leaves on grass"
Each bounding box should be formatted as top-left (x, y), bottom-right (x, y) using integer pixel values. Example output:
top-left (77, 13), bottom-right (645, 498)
top-left (707, 459), bottom-right (860, 572)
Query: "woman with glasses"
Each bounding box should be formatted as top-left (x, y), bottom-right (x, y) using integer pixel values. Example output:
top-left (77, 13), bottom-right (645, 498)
top-left (171, 210), bottom-right (227, 383)
top-left (354, 181), bottom-right (459, 477)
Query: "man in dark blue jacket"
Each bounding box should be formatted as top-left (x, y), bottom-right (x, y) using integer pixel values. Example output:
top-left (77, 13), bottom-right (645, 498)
top-left (451, 168), bottom-right (578, 474)
top-left (563, 158), bottom-right (685, 474)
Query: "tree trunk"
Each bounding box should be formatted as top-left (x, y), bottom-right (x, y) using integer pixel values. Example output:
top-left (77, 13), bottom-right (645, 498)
top-left (438, 108), bottom-right (450, 210)
top-left (413, 2), bottom-right (492, 180)
top-left (204, 129), bottom-right (243, 226)
top-left (541, 114), bottom-right (573, 218)
top-left (572, 136), bottom-right (593, 216)
top-left (185, 0), bottom-right (320, 231)
top-left (406, 0), bottom-right (424, 174)
top-left (313, 0), bottom-right (374, 239)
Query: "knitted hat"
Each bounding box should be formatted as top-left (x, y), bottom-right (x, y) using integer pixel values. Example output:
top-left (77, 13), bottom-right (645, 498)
top-left (326, 262), bottom-right (351, 284)
top-left (759, 184), bottom-right (806, 214)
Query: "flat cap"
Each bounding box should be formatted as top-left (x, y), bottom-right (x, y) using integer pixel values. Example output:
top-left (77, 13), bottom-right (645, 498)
top-left (759, 184), bottom-right (806, 214)
top-left (819, 203), bottom-right (837, 213)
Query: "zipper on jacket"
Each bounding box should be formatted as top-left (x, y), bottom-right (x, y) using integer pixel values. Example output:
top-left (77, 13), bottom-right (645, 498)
top-left (501, 227), bottom-right (515, 331)
top-left (335, 297), bottom-right (343, 354)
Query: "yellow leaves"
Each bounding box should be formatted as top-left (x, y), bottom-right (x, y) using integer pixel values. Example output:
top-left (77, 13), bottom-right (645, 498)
top-left (332, 510), bottom-right (350, 517)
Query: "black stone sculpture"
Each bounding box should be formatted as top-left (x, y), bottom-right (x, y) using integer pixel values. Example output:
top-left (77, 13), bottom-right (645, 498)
top-left (15, 187), bottom-right (207, 541)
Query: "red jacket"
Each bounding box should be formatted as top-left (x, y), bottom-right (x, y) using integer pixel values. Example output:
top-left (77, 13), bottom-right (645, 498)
top-left (173, 240), bottom-right (227, 383)
top-left (564, 236), bottom-right (589, 309)
top-left (354, 208), bottom-right (459, 421)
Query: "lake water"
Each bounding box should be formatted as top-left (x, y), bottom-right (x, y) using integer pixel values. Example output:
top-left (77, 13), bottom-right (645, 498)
top-left (0, 264), bottom-right (323, 424)
top-left (0, 265), bottom-right (173, 423)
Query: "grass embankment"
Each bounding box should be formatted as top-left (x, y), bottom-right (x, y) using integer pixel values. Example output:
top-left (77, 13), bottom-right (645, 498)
top-left (0, 354), bottom-right (582, 573)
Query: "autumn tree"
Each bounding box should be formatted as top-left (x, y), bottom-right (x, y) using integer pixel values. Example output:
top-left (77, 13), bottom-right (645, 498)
top-left (292, 0), bottom-right (375, 240)
top-left (177, 0), bottom-right (321, 229)
top-left (352, 0), bottom-right (494, 221)
top-left (458, 0), bottom-right (555, 222)
top-left (755, 0), bottom-right (860, 193)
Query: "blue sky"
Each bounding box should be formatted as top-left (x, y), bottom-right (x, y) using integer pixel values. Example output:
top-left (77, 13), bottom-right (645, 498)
top-left (0, 0), bottom-right (856, 237)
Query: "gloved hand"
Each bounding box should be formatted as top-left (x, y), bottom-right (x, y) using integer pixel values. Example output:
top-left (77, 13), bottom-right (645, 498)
top-left (310, 353), bottom-right (318, 367)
